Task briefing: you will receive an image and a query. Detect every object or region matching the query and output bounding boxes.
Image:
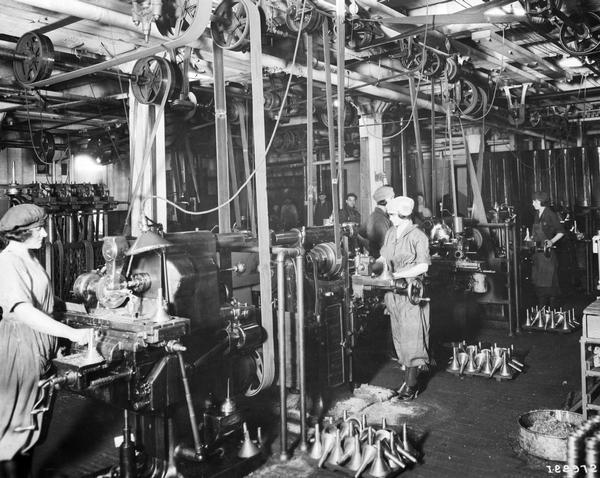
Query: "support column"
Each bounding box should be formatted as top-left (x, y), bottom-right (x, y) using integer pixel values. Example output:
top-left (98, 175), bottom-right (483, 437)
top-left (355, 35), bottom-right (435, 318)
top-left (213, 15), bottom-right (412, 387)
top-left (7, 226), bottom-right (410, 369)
top-left (359, 112), bottom-right (385, 220)
top-left (129, 85), bottom-right (166, 236)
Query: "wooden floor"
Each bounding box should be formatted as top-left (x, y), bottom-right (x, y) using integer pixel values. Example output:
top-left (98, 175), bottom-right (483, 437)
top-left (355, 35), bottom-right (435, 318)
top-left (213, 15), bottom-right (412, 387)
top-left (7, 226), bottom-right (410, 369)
top-left (32, 297), bottom-right (588, 478)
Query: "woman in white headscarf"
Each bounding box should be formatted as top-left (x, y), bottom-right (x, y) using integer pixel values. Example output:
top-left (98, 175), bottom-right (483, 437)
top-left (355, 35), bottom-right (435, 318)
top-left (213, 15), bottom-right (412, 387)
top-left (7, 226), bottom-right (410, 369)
top-left (378, 196), bottom-right (431, 401)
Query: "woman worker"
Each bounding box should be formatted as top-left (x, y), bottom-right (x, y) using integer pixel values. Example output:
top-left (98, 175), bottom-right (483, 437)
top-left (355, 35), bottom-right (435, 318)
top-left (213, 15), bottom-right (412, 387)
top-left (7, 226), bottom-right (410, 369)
top-left (531, 190), bottom-right (564, 307)
top-left (378, 196), bottom-right (431, 401)
top-left (0, 204), bottom-right (91, 477)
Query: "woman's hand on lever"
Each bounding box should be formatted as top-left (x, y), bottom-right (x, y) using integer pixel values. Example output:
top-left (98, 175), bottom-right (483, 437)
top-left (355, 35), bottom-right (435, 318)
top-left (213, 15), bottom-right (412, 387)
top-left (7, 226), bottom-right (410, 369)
top-left (70, 328), bottom-right (94, 346)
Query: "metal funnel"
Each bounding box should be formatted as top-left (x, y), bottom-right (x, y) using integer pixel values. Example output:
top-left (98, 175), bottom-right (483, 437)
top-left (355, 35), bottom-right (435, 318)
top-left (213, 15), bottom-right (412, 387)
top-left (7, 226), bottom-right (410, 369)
top-left (525, 308), bottom-right (533, 327)
top-left (326, 429), bottom-right (344, 466)
top-left (368, 442), bottom-right (390, 478)
top-left (318, 430), bottom-right (336, 467)
top-left (449, 346), bottom-right (460, 371)
top-left (465, 348), bottom-right (478, 373)
top-left (309, 423), bottom-right (323, 460)
top-left (488, 355), bottom-right (502, 378)
top-left (499, 351), bottom-right (512, 378)
top-left (346, 435), bottom-right (363, 472)
top-left (382, 438), bottom-right (405, 470)
top-left (549, 310), bottom-right (556, 329)
top-left (238, 422), bottom-right (261, 458)
top-left (458, 352), bottom-right (469, 375)
top-left (480, 349), bottom-right (493, 375)
top-left (339, 433), bottom-right (357, 465)
top-left (353, 442), bottom-right (376, 478)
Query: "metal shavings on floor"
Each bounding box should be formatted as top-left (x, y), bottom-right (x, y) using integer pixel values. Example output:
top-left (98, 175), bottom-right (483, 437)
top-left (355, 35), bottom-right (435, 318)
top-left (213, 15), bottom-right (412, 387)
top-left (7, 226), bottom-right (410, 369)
top-left (352, 383), bottom-right (397, 402)
top-left (246, 455), bottom-right (315, 478)
top-left (361, 398), bottom-right (430, 426)
top-left (328, 396), bottom-right (373, 419)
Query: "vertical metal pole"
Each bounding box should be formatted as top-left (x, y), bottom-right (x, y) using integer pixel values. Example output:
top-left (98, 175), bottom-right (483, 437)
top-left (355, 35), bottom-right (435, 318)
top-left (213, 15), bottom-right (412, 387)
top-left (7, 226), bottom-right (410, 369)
top-left (431, 78), bottom-right (436, 211)
top-left (512, 222), bottom-right (521, 333)
top-left (322, 21), bottom-right (341, 251)
top-left (446, 106), bottom-right (458, 216)
top-left (212, 42), bottom-right (230, 232)
top-left (409, 75), bottom-right (426, 198)
top-left (306, 34), bottom-right (315, 226)
top-left (505, 224), bottom-right (514, 337)
top-left (336, 0), bottom-right (346, 208)
top-left (277, 252), bottom-right (288, 461)
top-left (400, 119), bottom-right (407, 195)
top-left (296, 254), bottom-right (307, 452)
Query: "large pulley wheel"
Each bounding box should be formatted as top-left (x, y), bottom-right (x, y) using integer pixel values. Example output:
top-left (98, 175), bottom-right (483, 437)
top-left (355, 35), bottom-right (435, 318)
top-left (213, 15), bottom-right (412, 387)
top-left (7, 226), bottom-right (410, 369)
top-left (131, 56), bottom-right (181, 105)
top-left (13, 32), bottom-right (55, 86)
top-left (211, 0), bottom-right (251, 51)
top-left (285, 1), bottom-right (324, 34)
top-left (32, 131), bottom-right (55, 164)
top-left (444, 56), bottom-right (460, 83)
top-left (559, 12), bottom-right (600, 56)
top-left (316, 100), bottom-right (357, 129)
top-left (423, 51), bottom-right (446, 79)
top-left (455, 79), bottom-right (481, 116)
top-left (396, 42), bottom-right (427, 73)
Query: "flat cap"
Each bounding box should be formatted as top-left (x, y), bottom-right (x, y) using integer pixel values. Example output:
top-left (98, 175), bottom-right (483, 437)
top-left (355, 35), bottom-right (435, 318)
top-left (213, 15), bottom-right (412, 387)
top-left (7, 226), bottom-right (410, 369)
top-left (532, 190), bottom-right (549, 203)
top-left (0, 204), bottom-right (47, 233)
top-left (373, 185), bottom-right (395, 203)
top-left (387, 196), bottom-right (414, 216)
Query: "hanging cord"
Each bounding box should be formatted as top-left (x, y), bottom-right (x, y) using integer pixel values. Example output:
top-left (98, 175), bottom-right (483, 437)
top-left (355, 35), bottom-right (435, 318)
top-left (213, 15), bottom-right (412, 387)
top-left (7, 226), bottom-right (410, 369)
top-left (135, 0), bottom-right (308, 220)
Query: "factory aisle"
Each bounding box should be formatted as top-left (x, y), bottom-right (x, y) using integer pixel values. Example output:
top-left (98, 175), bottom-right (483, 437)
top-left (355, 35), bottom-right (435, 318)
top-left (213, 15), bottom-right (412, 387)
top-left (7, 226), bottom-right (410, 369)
top-left (33, 300), bottom-right (587, 478)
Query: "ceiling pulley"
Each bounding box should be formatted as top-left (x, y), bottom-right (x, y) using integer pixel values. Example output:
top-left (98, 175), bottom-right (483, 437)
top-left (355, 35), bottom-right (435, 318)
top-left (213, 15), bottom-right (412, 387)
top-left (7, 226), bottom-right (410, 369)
top-left (211, 0), bottom-right (251, 51)
top-left (130, 56), bottom-right (182, 105)
top-left (12, 32), bottom-right (55, 86)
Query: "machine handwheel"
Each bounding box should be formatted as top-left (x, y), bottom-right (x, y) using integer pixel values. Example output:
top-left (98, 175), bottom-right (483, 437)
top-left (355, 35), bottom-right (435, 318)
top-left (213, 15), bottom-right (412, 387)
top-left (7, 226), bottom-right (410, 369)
top-left (131, 56), bottom-right (180, 105)
top-left (285, 1), bottom-right (324, 34)
top-left (423, 51), bottom-right (446, 79)
top-left (32, 131), bottom-right (55, 164)
top-left (13, 32), bottom-right (55, 86)
top-left (407, 279), bottom-right (424, 305)
top-left (211, 0), bottom-right (251, 51)
top-left (559, 12), bottom-right (600, 56)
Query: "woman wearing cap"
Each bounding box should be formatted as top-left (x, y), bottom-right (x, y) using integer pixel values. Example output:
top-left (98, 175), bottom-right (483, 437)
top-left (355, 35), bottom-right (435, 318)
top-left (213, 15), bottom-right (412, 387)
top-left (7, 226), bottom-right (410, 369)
top-left (378, 196), bottom-right (431, 400)
top-left (0, 204), bottom-right (91, 476)
top-left (531, 191), bottom-right (564, 307)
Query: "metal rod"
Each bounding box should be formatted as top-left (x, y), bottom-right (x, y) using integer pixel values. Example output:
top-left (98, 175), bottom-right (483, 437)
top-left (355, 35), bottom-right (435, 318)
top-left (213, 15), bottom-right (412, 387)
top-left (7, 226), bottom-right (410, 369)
top-left (277, 251), bottom-right (289, 460)
top-left (296, 254), bottom-right (307, 452)
top-left (176, 352), bottom-right (203, 457)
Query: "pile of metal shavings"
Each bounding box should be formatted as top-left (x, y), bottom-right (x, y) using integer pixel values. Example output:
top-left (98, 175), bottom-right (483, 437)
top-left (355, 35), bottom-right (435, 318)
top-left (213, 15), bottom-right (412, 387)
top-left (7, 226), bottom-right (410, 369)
top-left (529, 417), bottom-right (579, 438)
top-left (328, 396), bottom-right (373, 420)
top-left (246, 455), bottom-right (315, 478)
top-left (362, 398), bottom-right (430, 427)
top-left (352, 383), bottom-right (397, 402)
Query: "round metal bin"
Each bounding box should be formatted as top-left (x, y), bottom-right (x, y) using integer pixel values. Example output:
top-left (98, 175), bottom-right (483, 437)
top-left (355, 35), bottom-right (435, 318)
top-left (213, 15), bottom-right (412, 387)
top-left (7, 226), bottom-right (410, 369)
top-left (518, 409), bottom-right (584, 462)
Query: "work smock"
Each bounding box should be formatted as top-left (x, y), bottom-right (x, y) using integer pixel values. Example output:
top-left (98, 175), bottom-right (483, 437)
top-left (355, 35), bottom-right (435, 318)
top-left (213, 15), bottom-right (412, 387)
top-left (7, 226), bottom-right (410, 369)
top-left (0, 244), bottom-right (57, 459)
top-left (381, 223), bottom-right (431, 367)
top-left (531, 207), bottom-right (564, 289)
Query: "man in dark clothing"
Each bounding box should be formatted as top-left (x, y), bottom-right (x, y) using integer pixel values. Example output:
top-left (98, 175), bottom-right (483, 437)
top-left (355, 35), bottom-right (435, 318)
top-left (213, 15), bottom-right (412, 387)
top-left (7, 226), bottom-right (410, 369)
top-left (313, 191), bottom-right (333, 226)
top-left (361, 185), bottom-right (395, 258)
top-left (339, 193), bottom-right (361, 224)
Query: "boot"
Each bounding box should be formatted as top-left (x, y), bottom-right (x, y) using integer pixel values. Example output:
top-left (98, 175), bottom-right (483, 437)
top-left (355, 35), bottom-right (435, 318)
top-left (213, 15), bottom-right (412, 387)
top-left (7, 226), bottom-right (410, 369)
top-left (397, 367), bottom-right (419, 401)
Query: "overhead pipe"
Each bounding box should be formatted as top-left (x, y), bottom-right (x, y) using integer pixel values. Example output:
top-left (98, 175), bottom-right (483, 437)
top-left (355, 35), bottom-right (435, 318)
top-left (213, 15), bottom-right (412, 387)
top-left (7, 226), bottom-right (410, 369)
top-left (13, 0), bottom-right (163, 40)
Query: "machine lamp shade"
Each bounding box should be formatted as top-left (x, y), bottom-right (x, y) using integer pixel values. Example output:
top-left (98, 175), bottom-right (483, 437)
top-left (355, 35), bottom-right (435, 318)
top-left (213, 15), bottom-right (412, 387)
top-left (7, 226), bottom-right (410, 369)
top-left (125, 225), bottom-right (173, 256)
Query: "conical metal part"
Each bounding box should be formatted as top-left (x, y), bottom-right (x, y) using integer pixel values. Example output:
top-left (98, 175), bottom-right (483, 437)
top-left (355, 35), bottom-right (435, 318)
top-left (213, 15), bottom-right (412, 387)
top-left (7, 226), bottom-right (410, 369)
top-left (449, 345), bottom-right (460, 371)
top-left (326, 429), bottom-right (344, 466)
top-left (318, 431), bottom-right (336, 467)
top-left (339, 434), bottom-right (357, 465)
top-left (383, 435), bottom-right (405, 470)
top-left (381, 417), bottom-right (387, 430)
top-left (353, 442), bottom-right (376, 478)
top-left (549, 310), bottom-right (556, 329)
top-left (346, 435), bottom-right (363, 472)
top-left (499, 351), bottom-right (512, 378)
top-left (238, 423), bottom-right (260, 458)
top-left (309, 423), bottom-right (323, 460)
top-left (466, 348), bottom-right (478, 373)
top-left (525, 308), bottom-right (533, 327)
top-left (488, 355), bottom-right (502, 378)
top-left (126, 229), bottom-right (173, 255)
top-left (458, 352), bottom-right (469, 375)
top-left (368, 442), bottom-right (390, 478)
top-left (481, 349), bottom-right (493, 375)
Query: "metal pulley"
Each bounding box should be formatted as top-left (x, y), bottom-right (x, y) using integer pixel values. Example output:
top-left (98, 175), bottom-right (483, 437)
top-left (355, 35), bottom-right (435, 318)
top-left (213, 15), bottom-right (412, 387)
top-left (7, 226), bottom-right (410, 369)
top-left (559, 12), bottom-right (600, 56)
top-left (307, 242), bottom-right (343, 279)
top-left (13, 32), bottom-right (55, 86)
top-left (345, 20), bottom-right (375, 50)
top-left (423, 51), bottom-right (446, 79)
top-left (32, 131), bottom-right (56, 164)
top-left (211, 0), bottom-right (251, 51)
top-left (285, 1), bottom-right (325, 34)
top-left (443, 56), bottom-right (460, 83)
top-left (393, 39), bottom-right (427, 73)
top-left (131, 56), bottom-right (181, 105)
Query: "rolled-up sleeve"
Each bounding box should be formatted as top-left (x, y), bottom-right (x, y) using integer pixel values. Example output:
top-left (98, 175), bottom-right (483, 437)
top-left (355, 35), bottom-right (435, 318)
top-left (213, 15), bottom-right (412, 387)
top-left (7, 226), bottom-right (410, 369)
top-left (414, 232), bottom-right (431, 266)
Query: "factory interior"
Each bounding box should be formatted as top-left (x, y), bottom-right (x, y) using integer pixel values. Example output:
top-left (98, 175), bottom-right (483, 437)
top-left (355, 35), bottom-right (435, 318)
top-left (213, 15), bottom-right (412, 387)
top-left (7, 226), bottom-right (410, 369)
top-left (3, 0), bottom-right (600, 476)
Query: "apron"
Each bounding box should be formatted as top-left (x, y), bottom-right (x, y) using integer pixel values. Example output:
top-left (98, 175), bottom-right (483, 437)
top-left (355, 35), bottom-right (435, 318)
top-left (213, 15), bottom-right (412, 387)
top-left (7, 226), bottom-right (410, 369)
top-left (531, 222), bottom-right (559, 288)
